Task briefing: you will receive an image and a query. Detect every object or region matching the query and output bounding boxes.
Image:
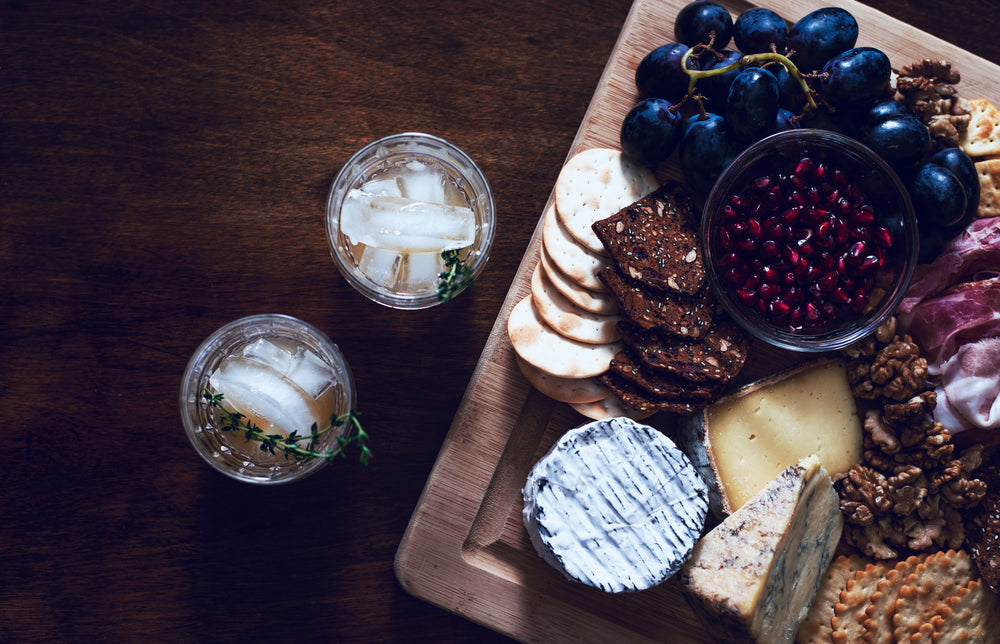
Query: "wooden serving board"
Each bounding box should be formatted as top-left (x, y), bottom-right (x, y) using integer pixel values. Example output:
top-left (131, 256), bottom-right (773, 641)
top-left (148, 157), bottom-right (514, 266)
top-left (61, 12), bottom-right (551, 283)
top-left (395, 1), bottom-right (1000, 642)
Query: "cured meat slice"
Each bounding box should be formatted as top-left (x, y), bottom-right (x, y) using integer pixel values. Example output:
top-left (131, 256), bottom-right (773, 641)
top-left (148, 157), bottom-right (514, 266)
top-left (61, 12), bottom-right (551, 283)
top-left (935, 337), bottom-right (1000, 432)
top-left (904, 277), bottom-right (1000, 374)
top-left (899, 217), bottom-right (1000, 319)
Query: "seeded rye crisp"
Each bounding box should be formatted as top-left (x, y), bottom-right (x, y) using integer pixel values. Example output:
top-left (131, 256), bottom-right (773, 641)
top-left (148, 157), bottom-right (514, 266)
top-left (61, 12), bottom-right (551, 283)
top-left (606, 349), bottom-right (719, 402)
top-left (592, 182), bottom-right (705, 296)
top-left (617, 318), bottom-right (750, 384)
top-left (597, 264), bottom-right (716, 338)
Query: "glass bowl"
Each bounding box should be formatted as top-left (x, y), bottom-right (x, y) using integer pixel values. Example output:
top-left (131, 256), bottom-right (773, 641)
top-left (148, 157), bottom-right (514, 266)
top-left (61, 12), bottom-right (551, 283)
top-left (179, 314), bottom-right (356, 484)
top-left (325, 132), bottom-right (495, 310)
top-left (701, 129), bottom-right (918, 352)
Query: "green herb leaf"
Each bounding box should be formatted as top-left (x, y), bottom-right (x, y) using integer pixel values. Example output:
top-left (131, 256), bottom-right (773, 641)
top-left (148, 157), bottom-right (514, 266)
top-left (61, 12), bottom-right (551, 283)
top-left (437, 249), bottom-right (474, 302)
top-left (203, 389), bottom-right (372, 465)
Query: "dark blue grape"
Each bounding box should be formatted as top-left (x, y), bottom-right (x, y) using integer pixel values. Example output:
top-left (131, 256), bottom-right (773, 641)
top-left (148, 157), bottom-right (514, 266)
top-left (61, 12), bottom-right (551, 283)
top-left (864, 99), bottom-right (914, 126)
top-left (636, 43), bottom-right (698, 102)
top-left (909, 163), bottom-right (967, 230)
top-left (820, 47), bottom-right (891, 108)
top-left (775, 108), bottom-right (799, 133)
top-left (860, 115), bottom-right (930, 174)
top-left (733, 7), bottom-right (787, 54)
top-left (680, 112), bottom-right (740, 197)
top-left (621, 98), bottom-right (684, 167)
top-left (697, 49), bottom-right (743, 110)
top-left (675, 1), bottom-right (734, 49)
top-left (928, 147), bottom-right (980, 228)
top-left (787, 7), bottom-right (858, 72)
top-left (726, 67), bottom-right (778, 143)
top-left (771, 64), bottom-right (807, 111)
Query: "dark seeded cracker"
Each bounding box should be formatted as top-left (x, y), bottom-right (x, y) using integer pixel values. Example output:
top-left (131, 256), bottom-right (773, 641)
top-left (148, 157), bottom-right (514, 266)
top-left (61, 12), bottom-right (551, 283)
top-left (608, 349), bottom-right (718, 401)
top-left (592, 182), bottom-right (704, 296)
top-left (618, 319), bottom-right (751, 384)
top-left (598, 265), bottom-right (714, 338)
top-left (597, 371), bottom-right (706, 415)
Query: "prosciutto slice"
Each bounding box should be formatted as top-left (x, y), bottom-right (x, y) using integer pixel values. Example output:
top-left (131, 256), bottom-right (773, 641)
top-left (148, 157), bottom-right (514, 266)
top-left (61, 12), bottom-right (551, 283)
top-left (934, 337), bottom-right (1000, 432)
top-left (905, 278), bottom-right (1000, 375)
top-left (898, 217), bottom-right (1000, 318)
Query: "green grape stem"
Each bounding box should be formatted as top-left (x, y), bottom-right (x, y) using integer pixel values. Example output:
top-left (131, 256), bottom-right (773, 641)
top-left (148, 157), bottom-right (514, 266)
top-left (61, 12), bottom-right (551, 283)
top-left (678, 48), bottom-right (819, 112)
top-left (202, 389), bottom-right (372, 465)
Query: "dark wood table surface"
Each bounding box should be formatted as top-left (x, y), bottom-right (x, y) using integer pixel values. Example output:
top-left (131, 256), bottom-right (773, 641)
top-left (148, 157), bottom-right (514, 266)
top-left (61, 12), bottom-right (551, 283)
top-left (3, 1), bottom-right (998, 641)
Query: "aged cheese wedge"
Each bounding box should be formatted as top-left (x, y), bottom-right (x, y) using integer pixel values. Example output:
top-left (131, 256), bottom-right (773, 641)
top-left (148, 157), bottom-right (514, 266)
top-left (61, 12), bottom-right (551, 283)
top-left (678, 359), bottom-right (862, 515)
top-left (522, 417), bottom-right (708, 593)
top-left (680, 455), bottom-right (843, 644)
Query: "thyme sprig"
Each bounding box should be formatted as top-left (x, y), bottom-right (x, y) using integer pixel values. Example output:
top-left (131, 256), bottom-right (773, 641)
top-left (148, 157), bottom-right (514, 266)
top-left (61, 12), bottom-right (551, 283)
top-left (203, 389), bottom-right (372, 466)
top-left (437, 249), bottom-right (474, 302)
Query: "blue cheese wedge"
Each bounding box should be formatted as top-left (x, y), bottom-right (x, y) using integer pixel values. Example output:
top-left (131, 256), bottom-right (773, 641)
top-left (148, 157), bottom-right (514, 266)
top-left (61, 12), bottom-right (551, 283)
top-left (680, 455), bottom-right (843, 644)
top-left (521, 417), bottom-right (708, 593)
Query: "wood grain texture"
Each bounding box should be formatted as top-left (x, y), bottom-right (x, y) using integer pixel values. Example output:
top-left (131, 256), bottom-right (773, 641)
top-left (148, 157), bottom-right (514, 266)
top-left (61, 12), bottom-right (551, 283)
top-left (1, 0), bottom-right (997, 642)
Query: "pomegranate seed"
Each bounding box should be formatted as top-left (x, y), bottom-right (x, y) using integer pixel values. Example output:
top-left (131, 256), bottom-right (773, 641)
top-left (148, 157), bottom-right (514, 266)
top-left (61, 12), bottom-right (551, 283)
top-left (719, 252), bottom-right (740, 268)
top-left (857, 255), bottom-right (880, 272)
top-left (806, 186), bottom-right (821, 205)
top-left (831, 287), bottom-right (851, 305)
top-left (760, 283), bottom-right (782, 300)
top-left (766, 221), bottom-right (785, 241)
top-left (795, 158), bottom-right (815, 180)
top-left (852, 206), bottom-right (875, 226)
top-left (762, 265), bottom-right (779, 283)
top-left (820, 270), bottom-right (840, 292)
top-left (805, 302), bottom-right (822, 323)
top-left (765, 185), bottom-right (782, 207)
top-left (817, 221), bottom-right (833, 239)
top-left (797, 240), bottom-right (815, 257)
top-left (770, 299), bottom-right (791, 317)
top-left (747, 218), bottom-right (763, 240)
top-left (725, 267), bottom-right (745, 286)
top-left (735, 239), bottom-right (757, 254)
top-left (814, 163), bottom-right (829, 181)
top-left (873, 225), bottom-right (893, 248)
top-left (789, 306), bottom-right (803, 327)
top-left (793, 257), bottom-right (809, 275)
top-left (850, 291), bottom-right (870, 313)
top-left (743, 274), bottom-right (761, 290)
top-left (729, 195), bottom-right (747, 210)
top-left (782, 206), bottom-right (803, 224)
top-left (818, 252), bottom-right (835, 271)
top-left (836, 196), bottom-right (852, 217)
top-left (785, 285), bottom-right (804, 305)
top-left (719, 228), bottom-right (733, 251)
top-left (834, 218), bottom-right (850, 244)
top-left (850, 226), bottom-right (870, 242)
top-left (832, 168), bottom-right (848, 187)
top-left (731, 221), bottom-right (747, 238)
top-left (736, 288), bottom-right (758, 306)
top-left (753, 176), bottom-right (771, 191)
top-left (761, 240), bottom-right (780, 260)
top-left (783, 271), bottom-right (797, 285)
top-left (848, 241), bottom-right (868, 262)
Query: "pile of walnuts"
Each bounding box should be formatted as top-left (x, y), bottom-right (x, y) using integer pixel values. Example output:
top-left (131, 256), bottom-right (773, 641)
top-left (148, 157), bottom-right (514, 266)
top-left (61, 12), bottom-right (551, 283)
top-left (837, 317), bottom-right (987, 559)
top-left (896, 58), bottom-right (972, 150)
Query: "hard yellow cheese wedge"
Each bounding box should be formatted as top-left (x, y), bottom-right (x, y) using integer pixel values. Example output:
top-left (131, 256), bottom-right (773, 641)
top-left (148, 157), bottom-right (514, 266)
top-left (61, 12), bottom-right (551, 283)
top-left (679, 359), bottom-right (862, 515)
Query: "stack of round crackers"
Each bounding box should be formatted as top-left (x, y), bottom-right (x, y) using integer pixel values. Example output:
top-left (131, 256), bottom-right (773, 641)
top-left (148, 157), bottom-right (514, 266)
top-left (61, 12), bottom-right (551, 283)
top-left (507, 148), bottom-right (658, 420)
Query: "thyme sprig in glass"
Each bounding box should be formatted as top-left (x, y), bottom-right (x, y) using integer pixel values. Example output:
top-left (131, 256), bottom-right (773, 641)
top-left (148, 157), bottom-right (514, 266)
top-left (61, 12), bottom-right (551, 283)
top-left (203, 389), bottom-right (372, 466)
top-left (437, 249), bottom-right (474, 302)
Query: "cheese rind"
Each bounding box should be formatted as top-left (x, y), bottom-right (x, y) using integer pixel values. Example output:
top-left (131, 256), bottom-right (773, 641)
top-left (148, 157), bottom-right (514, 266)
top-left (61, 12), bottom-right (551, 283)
top-left (522, 417), bottom-right (708, 593)
top-left (679, 359), bottom-right (862, 515)
top-left (680, 455), bottom-right (843, 644)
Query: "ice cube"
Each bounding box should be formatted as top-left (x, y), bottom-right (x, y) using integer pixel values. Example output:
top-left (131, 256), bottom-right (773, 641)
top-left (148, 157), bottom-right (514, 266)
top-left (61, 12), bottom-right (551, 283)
top-left (398, 164), bottom-right (447, 204)
top-left (241, 338), bottom-right (294, 374)
top-left (208, 357), bottom-right (317, 438)
top-left (360, 178), bottom-right (402, 198)
top-left (401, 251), bottom-right (446, 293)
top-left (286, 347), bottom-right (338, 399)
top-left (339, 190), bottom-right (476, 252)
top-left (357, 245), bottom-right (402, 288)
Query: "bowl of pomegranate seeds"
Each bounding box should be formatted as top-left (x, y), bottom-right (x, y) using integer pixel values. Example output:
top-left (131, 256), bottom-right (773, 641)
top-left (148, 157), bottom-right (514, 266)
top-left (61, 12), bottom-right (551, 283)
top-left (701, 129), bottom-right (918, 352)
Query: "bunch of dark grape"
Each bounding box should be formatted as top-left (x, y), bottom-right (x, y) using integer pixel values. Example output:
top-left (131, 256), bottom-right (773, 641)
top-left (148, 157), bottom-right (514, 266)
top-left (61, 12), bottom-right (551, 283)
top-left (623, 1), bottom-right (979, 263)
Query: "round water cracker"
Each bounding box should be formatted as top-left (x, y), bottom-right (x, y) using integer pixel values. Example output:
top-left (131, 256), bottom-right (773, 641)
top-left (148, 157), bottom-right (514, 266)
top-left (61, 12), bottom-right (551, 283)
top-left (514, 355), bottom-right (609, 404)
top-left (554, 147), bottom-right (659, 254)
top-left (539, 243), bottom-right (618, 315)
top-left (507, 295), bottom-right (621, 379)
top-left (860, 557), bottom-right (920, 644)
top-left (570, 395), bottom-right (655, 422)
top-left (926, 580), bottom-right (1000, 643)
top-left (530, 262), bottom-right (621, 345)
top-left (831, 561), bottom-right (893, 644)
top-left (797, 555), bottom-right (870, 644)
top-left (541, 203), bottom-right (609, 292)
top-left (890, 549), bottom-right (976, 641)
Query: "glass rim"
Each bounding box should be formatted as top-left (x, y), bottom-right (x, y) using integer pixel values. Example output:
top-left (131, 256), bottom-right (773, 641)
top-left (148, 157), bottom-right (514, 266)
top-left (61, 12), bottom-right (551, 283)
top-left (179, 313), bottom-right (356, 484)
top-left (324, 132), bottom-right (496, 310)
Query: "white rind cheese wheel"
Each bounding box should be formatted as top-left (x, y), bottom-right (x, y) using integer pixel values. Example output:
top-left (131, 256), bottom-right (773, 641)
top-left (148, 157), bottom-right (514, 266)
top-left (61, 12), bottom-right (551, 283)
top-left (522, 417), bottom-right (708, 593)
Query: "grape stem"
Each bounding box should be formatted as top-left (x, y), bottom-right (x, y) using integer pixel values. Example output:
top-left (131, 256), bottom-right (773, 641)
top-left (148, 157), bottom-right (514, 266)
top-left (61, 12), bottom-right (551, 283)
top-left (678, 48), bottom-right (819, 112)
